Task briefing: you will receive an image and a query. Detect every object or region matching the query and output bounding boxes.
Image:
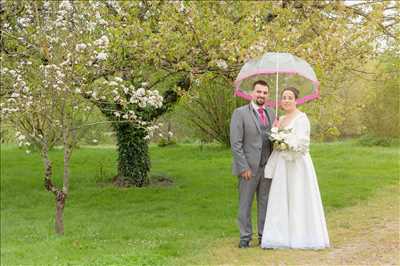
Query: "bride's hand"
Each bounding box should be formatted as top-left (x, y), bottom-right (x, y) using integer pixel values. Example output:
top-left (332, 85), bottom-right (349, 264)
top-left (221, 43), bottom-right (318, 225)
top-left (273, 118), bottom-right (280, 128)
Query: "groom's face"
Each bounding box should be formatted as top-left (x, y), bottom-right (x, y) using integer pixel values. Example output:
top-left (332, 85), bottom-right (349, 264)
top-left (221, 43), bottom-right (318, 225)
top-left (252, 84), bottom-right (269, 106)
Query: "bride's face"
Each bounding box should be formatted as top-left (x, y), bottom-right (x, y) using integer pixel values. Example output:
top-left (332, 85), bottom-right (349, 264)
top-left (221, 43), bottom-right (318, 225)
top-left (281, 90), bottom-right (297, 112)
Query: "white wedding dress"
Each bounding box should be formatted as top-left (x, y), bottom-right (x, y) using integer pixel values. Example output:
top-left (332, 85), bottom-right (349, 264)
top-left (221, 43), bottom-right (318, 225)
top-left (261, 112), bottom-right (330, 249)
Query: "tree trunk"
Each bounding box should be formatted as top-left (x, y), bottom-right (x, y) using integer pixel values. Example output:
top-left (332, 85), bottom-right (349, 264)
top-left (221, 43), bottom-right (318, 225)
top-left (113, 122), bottom-right (150, 187)
top-left (92, 81), bottom-right (183, 188)
top-left (55, 191), bottom-right (66, 234)
top-left (42, 144), bottom-right (67, 235)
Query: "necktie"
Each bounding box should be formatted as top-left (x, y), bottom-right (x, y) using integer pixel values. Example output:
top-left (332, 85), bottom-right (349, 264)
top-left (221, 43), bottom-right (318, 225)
top-left (257, 107), bottom-right (267, 126)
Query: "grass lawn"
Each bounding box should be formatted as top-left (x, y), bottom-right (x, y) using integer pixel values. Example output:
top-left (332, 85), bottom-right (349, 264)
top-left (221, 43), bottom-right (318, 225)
top-left (1, 141), bottom-right (398, 265)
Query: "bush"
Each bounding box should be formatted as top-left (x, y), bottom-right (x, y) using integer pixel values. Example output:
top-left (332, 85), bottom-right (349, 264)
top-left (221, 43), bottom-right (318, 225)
top-left (157, 138), bottom-right (176, 147)
top-left (358, 135), bottom-right (400, 147)
top-left (182, 75), bottom-right (246, 147)
top-left (361, 52), bottom-right (400, 139)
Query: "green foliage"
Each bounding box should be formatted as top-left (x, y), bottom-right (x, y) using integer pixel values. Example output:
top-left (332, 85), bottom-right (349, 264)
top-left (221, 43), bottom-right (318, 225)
top-left (358, 135), bottom-right (400, 147)
top-left (136, 1), bottom-right (397, 142)
top-left (113, 122), bottom-right (150, 187)
top-left (0, 124), bottom-right (15, 144)
top-left (74, 108), bottom-right (115, 146)
top-left (1, 141), bottom-right (398, 265)
top-left (157, 138), bottom-right (176, 147)
top-left (182, 75), bottom-right (246, 146)
top-left (361, 51), bottom-right (400, 138)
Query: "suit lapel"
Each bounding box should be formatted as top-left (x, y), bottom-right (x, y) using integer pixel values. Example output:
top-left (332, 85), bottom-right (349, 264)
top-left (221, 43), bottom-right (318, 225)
top-left (248, 104), bottom-right (261, 134)
top-left (264, 108), bottom-right (273, 130)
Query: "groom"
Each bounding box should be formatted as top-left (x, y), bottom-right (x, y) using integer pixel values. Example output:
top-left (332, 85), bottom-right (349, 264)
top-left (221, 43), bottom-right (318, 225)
top-left (230, 80), bottom-right (274, 248)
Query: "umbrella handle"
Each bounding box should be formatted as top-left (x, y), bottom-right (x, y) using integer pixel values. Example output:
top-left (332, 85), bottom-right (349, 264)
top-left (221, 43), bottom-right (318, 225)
top-left (275, 54), bottom-right (279, 118)
top-left (273, 118), bottom-right (280, 128)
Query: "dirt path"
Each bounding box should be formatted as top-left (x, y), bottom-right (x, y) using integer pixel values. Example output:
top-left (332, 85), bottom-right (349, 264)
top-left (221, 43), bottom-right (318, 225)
top-left (206, 185), bottom-right (399, 266)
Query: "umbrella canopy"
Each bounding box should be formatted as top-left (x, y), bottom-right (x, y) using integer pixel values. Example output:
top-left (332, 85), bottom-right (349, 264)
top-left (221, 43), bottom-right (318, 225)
top-left (234, 52), bottom-right (320, 109)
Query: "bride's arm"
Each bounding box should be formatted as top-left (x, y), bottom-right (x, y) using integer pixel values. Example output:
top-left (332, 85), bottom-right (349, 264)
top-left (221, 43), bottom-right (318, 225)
top-left (291, 114), bottom-right (310, 152)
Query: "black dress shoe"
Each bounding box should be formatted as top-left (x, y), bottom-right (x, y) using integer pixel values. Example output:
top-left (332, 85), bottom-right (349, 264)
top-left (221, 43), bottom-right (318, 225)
top-left (238, 240), bottom-right (250, 248)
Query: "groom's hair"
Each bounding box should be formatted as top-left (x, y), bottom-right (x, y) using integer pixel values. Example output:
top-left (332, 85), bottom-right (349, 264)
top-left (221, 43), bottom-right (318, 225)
top-left (252, 80), bottom-right (269, 90)
top-left (282, 86), bottom-right (300, 99)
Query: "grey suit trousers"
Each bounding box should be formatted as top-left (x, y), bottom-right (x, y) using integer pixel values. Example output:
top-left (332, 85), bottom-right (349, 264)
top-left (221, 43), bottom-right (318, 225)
top-left (238, 166), bottom-right (271, 242)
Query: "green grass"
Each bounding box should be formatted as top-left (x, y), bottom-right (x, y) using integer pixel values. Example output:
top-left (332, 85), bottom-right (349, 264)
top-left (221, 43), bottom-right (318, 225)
top-left (1, 141), bottom-right (398, 265)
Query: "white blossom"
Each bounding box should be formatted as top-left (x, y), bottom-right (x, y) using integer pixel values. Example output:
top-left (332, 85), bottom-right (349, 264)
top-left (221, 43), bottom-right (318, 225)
top-left (17, 17), bottom-right (31, 27)
top-left (43, 1), bottom-right (50, 9)
top-left (106, 0), bottom-right (123, 14)
top-left (136, 88), bottom-right (145, 96)
top-left (216, 59), bottom-right (228, 70)
top-left (3, 23), bottom-right (10, 30)
top-left (96, 52), bottom-right (108, 61)
top-left (59, 0), bottom-right (73, 11)
top-left (75, 43), bottom-right (87, 51)
top-left (1, 1), bottom-right (163, 147)
top-left (94, 35), bottom-right (109, 48)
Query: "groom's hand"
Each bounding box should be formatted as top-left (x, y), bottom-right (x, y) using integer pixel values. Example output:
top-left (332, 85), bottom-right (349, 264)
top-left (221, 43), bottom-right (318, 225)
top-left (240, 169), bottom-right (252, 180)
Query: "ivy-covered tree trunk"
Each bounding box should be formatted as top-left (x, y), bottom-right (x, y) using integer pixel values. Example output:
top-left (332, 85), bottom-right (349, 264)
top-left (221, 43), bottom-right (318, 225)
top-left (90, 76), bottom-right (186, 187)
top-left (113, 122), bottom-right (150, 187)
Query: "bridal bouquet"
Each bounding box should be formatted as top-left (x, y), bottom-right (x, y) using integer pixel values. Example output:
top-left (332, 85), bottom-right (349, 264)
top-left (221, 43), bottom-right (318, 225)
top-left (270, 127), bottom-right (292, 151)
top-left (269, 127), bottom-right (307, 153)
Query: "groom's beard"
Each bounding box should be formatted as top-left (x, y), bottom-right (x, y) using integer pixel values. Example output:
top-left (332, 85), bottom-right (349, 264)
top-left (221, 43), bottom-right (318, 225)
top-left (255, 98), bottom-right (266, 106)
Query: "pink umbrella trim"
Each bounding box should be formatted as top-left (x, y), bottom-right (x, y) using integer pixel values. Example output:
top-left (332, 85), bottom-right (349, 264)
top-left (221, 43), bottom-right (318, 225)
top-left (233, 68), bottom-right (320, 106)
top-left (234, 68), bottom-right (320, 87)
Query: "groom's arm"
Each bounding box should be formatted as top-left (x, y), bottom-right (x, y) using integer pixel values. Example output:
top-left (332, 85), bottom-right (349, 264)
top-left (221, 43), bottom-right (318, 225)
top-left (230, 109), bottom-right (250, 175)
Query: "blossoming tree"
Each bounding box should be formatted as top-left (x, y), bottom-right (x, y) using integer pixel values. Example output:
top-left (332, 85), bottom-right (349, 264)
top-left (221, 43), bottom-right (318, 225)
top-left (0, 0), bottom-right (169, 234)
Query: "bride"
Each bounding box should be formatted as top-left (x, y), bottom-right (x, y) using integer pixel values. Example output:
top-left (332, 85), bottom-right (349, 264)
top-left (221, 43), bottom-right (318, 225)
top-left (261, 87), bottom-right (330, 249)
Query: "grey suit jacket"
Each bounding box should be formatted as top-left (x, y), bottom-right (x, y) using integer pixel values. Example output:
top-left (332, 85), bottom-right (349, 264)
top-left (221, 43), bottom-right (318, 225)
top-left (230, 103), bottom-right (275, 176)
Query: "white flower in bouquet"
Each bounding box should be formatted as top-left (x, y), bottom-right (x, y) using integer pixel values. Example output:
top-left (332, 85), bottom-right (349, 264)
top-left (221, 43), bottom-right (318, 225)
top-left (271, 127), bottom-right (278, 134)
top-left (279, 142), bottom-right (288, 150)
top-left (270, 127), bottom-right (307, 154)
top-left (270, 127), bottom-right (292, 151)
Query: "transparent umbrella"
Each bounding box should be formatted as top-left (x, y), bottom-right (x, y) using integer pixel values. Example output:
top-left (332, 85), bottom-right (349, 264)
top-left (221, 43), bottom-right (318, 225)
top-left (234, 52), bottom-right (320, 118)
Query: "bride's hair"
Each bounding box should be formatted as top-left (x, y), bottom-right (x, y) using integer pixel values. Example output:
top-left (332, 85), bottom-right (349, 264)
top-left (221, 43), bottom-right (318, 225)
top-left (281, 87), bottom-right (299, 99)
